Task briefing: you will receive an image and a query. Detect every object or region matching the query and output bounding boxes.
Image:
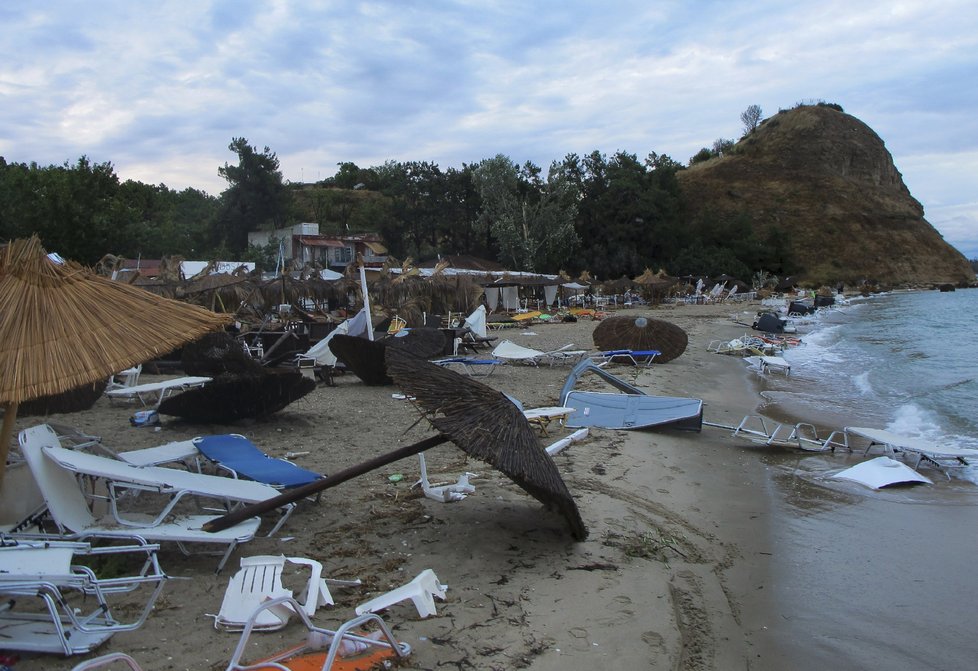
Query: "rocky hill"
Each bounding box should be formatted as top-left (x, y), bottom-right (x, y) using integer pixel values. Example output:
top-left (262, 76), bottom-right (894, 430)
top-left (677, 104), bottom-right (974, 287)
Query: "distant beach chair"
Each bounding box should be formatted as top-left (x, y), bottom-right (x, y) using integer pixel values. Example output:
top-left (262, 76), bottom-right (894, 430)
top-left (591, 349), bottom-right (661, 367)
top-left (491, 340), bottom-right (587, 366)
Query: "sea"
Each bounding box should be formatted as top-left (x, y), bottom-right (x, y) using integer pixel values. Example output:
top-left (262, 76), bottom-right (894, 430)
top-left (763, 288), bottom-right (978, 456)
top-left (740, 288), bottom-right (978, 670)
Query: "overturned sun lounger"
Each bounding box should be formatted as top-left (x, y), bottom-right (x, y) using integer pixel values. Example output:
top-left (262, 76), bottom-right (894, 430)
top-left (825, 426), bottom-right (978, 476)
top-left (491, 340), bottom-right (587, 366)
top-left (559, 358), bottom-right (703, 431)
top-left (432, 356), bottom-right (503, 377)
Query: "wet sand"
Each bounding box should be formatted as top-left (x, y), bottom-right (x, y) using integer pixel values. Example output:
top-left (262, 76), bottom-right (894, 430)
top-left (9, 300), bottom-right (972, 670)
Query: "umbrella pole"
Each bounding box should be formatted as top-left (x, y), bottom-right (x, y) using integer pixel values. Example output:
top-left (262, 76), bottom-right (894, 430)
top-left (202, 434), bottom-right (448, 533)
top-left (0, 402), bottom-right (19, 488)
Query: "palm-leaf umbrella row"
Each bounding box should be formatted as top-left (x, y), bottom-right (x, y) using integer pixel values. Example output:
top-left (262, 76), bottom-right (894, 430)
top-left (0, 236), bottom-right (231, 484)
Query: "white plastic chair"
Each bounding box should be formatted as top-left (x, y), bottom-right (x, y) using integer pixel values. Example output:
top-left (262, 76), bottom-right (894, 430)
top-left (214, 555), bottom-right (361, 631)
top-left (355, 569), bottom-right (447, 618)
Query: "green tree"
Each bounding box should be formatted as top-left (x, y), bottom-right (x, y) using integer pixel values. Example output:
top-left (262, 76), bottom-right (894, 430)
top-left (473, 155), bottom-right (579, 272)
top-left (214, 138), bottom-right (290, 254)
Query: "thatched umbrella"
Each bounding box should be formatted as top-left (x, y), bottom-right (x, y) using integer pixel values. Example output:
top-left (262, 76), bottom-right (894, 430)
top-left (592, 315), bottom-right (688, 363)
top-left (0, 236), bottom-right (231, 485)
top-left (386, 348), bottom-right (587, 539)
top-left (201, 347), bottom-right (588, 540)
top-left (384, 327), bottom-right (448, 359)
top-left (329, 329), bottom-right (450, 385)
top-left (328, 334), bottom-right (392, 385)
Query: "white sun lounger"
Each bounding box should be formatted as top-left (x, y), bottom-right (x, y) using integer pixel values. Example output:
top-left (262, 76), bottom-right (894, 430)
top-left (522, 406), bottom-right (575, 436)
top-left (492, 340), bottom-right (586, 366)
top-left (0, 537), bottom-right (166, 655)
top-left (17, 425), bottom-right (261, 573)
top-left (825, 426), bottom-right (978, 475)
top-left (105, 376), bottom-right (212, 408)
top-left (39, 441), bottom-right (295, 536)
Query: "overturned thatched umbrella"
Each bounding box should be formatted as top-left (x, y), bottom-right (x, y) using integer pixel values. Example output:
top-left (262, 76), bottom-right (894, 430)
top-left (201, 347), bottom-right (587, 540)
top-left (158, 370), bottom-right (316, 423)
top-left (0, 236), bottom-right (231, 485)
top-left (592, 315), bottom-right (688, 363)
top-left (384, 327), bottom-right (448, 359)
top-left (328, 334), bottom-right (392, 385)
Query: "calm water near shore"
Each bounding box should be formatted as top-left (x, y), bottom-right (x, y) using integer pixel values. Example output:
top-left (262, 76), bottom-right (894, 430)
top-left (743, 288), bottom-right (978, 669)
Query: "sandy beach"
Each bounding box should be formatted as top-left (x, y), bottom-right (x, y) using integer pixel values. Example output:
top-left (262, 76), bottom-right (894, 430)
top-left (6, 301), bottom-right (801, 670)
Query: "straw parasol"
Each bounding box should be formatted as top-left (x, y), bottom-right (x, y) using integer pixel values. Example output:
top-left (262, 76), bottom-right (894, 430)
top-left (328, 334), bottom-right (392, 385)
top-left (0, 236), bottom-right (232, 484)
top-left (383, 327), bottom-right (448, 359)
top-left (200, 348), bottom-right (588, 540)
top-left (592, 315), bottom-right (688, 363)
top-left (386, 347), bottom-right (587, 539)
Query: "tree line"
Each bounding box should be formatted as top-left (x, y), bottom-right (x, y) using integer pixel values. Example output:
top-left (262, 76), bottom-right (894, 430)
top-left (0, 136), bottom-right (796, 281)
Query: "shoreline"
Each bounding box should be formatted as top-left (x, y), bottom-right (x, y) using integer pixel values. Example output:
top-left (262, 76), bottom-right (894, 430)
top-left (7, 301), bottom-right (799, 671)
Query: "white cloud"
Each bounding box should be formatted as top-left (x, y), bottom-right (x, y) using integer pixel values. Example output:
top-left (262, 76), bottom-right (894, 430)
top-left (1, 0), bottom-right (977, 259)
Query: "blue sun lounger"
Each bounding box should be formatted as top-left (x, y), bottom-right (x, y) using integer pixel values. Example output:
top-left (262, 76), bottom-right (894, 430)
top-left (193, 434), bottom-right (324, 489)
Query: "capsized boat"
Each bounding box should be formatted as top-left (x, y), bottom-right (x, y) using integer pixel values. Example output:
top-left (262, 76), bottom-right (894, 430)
top-left (558, 358), bottom-right (703, 431)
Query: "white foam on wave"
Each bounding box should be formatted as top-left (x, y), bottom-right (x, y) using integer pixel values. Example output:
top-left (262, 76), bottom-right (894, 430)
top-left (884, 403), bottom-right (978, 452)
top-left (852, 371), bottom-right (873, 395)
top-left (886, 403), bottom-right (943, 438)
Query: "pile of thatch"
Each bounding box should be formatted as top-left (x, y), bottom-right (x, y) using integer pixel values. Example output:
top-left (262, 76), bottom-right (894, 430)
top-left (158, 369), bottom-right (315, 423)
top-left (592, 315), bottom-right (688, 363)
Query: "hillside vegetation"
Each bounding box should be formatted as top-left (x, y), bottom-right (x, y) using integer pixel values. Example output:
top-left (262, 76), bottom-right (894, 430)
top-left (678, 105), bottom-right (973, 286)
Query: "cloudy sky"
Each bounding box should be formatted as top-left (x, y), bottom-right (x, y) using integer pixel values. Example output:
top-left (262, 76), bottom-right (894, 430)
top-left (2, 1), bottom-right (976, 259)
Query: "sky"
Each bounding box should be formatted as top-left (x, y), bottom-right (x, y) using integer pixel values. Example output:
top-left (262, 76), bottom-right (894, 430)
top-left (1, 1), bottom-right (977, 260)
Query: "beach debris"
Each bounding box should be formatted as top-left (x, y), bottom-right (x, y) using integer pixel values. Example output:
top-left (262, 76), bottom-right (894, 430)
top-left (414, 453), bottom-right (476, 502)
top-left (831, 456), bottom-right (932, 489)
top-left (355, 569), bottom-right (447, 618)
top-left (157, 370), bottom-right (315, 423)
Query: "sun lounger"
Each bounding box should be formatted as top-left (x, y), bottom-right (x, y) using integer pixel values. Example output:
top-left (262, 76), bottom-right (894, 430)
top-left (38, 441), bottom-right (296, 536)
top-left (432, 356), bottom-right (503, 377)
top-left (105, 376), bottom-right (212, 408)
top-left (592, 349), bottom-right (661, 367)
top-left (825, 426), bottom-right (978, 475)
top-left (491, 340), bottom-right (587, 366)
top-left (17, 424), bottom-right (262, 572)
top-left (0, 537), bottom-right (166, 655)
top-left (192, 434), bottom-right (324, 489)
top-left (522, 406), bottom-right (575, 436)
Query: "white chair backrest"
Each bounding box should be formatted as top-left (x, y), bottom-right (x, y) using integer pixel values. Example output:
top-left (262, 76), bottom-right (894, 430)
top-left (17, 424), bottom-right (99, 533)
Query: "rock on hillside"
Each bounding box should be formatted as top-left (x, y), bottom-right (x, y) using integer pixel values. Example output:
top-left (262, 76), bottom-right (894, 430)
top-left (678, 104), bottom-right (974, 286)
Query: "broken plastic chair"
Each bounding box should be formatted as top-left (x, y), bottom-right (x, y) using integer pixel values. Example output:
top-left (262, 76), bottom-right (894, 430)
top-left (214, 555), bottom-right (361, 631)
top-left (355, 568), bottom-right (447, 619)
top-left (414, 454), bottom-right (476, 503)
top-left (226, 595), bottom-right (411, 671)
